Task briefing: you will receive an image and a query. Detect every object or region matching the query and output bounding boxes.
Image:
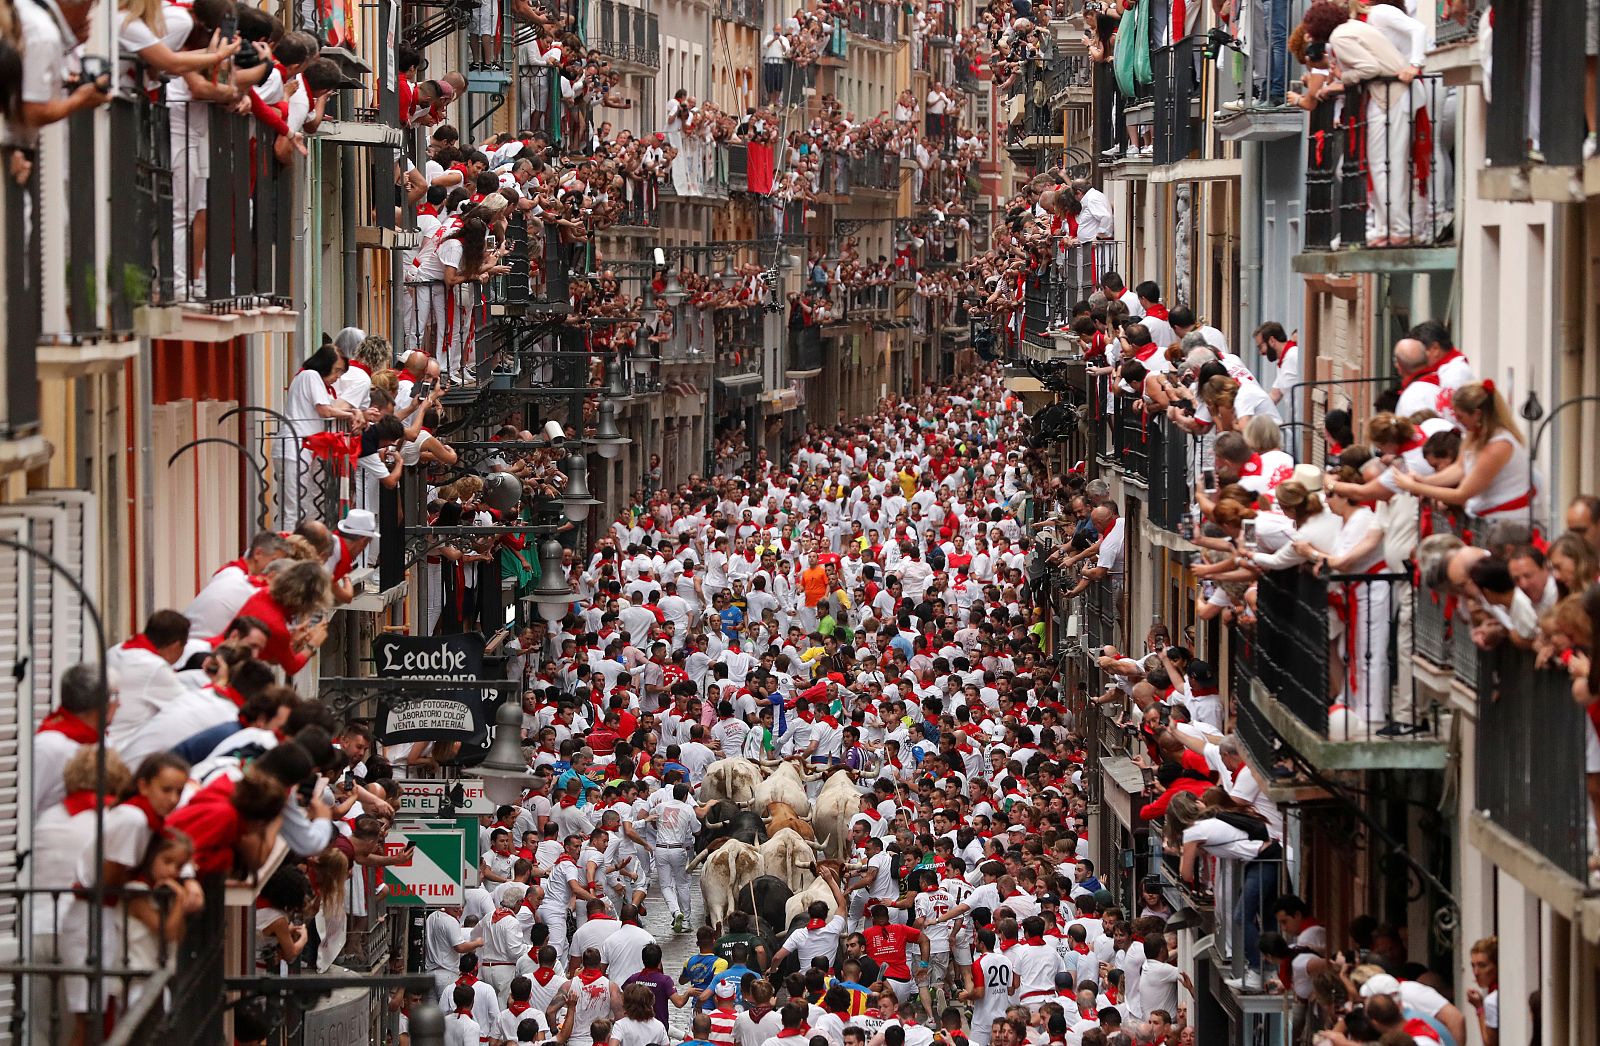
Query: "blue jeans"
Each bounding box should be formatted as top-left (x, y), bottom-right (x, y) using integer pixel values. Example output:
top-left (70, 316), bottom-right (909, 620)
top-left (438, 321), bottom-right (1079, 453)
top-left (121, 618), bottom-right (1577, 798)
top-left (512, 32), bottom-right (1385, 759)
top-left (1263, 0), bottom-right (1289, 103)
top-left (1238, 857), bottom-right (1279, 970)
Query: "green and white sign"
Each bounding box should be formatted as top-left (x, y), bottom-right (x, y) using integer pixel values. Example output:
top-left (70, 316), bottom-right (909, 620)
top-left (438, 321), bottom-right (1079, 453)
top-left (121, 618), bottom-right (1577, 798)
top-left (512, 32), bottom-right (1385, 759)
top-left (381, 828), bottom-right (465, 906)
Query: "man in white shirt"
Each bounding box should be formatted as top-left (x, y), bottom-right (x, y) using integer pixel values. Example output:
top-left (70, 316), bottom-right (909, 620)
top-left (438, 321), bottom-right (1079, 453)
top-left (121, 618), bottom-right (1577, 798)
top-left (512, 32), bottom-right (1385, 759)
top-left (105, 611), bottom-right (193, 752)
top-left (770, 871), bottom-right (848, 971)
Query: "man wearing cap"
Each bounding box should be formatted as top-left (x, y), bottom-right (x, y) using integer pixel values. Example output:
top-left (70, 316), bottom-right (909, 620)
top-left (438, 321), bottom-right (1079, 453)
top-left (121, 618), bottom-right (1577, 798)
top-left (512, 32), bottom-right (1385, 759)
top-left (1357, 970), bottom-right (1466, 1046)
top-left (329, 509), bottom-right (381, 601)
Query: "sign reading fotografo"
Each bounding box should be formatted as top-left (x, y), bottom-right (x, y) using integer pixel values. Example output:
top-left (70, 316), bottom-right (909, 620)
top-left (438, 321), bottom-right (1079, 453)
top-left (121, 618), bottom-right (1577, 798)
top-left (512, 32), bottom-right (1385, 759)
top-left (374, 632), bottom-right (495, 746)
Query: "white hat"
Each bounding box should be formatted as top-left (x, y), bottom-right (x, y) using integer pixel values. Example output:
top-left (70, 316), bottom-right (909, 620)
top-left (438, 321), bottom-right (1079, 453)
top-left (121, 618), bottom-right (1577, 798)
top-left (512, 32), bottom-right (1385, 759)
top-left (1359, 974), bottom-right (1402, 999)
top-left (714, 980), bottom-right (737, 999)
top-left (339, 509), bottom-right (381, 540)
top-left (1289, 464), bottom-right (1324, 493)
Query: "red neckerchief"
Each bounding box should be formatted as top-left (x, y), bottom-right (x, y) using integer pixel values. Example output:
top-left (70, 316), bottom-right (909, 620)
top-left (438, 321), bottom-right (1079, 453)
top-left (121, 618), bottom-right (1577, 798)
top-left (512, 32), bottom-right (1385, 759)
top-left (1401, 358), bottom-right (1446, 389)
top-left (806, 917), bottom-right (828, 930)
top-left (1134, 342), bottom-right (1160, 362)
top-left (120, 634), bottom-right (162, 657)
top-left (118, 794), bottom-right (163, 831)
top-left (492, 909), bottom-right (515, 923)
top-left (531, 965), bottom-right (558, 985)
top-left (861, 807), bottom-right (882, 821)
top-left (1143, 303), bottom-right (1169, 321)
top-left (1072, 942), bottom-right (1090, 954)
top-left (1080, 1006), bottom-right (1097, 1021)
top-left (577, 968), bottom-right (605, 985)
top-left (37, 709), bottom-right (99, 744)
top-left (558, 796), bottom-right (578, 809)
top-left (999, 938), bottom-right (1020, 952)
top-left (587, 912), bottom-right (615, 922)
top-left (776, 1028), bottom-right (809, 1038)
top-left (1024, 935), bottom-right (1045, 946)
top-left (1238, 453), bottom-right (1265, 477)
top-left (62, 789), bottom-right (99, 816)
top-left (207, 685), bottom-right (246, 710)
top-left (508, 1000), bottom-right (532, 1015)
top-left (1105, 985), bottom-right (1120, 1004)
top-left (457, 974), bottom-right (478, 987)
top-left (347, 359), bottom-right (372, 375)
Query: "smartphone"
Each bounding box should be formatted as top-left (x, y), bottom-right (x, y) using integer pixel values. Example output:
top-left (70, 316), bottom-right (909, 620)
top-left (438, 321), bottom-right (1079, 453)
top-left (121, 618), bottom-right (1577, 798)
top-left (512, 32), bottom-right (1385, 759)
top-left (1242, 518), bottom-right (1257, 549)
top-left (1202, 468), bottom-right (1216, 491)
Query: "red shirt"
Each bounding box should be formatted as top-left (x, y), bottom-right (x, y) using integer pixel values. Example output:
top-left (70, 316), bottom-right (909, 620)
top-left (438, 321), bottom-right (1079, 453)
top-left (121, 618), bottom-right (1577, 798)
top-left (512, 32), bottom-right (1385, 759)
top-left (166, 776), bottom-right (242, 876)
top-left (232, 590), bottom-right (310, 675)
top-left (863, 923), bottom-right (923, 981)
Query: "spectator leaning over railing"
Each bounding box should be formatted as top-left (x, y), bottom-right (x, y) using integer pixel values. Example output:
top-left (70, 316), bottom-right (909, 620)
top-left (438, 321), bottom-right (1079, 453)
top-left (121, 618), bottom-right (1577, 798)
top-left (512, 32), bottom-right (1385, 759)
top-left (1390, 381), bottom-right (1539, 529)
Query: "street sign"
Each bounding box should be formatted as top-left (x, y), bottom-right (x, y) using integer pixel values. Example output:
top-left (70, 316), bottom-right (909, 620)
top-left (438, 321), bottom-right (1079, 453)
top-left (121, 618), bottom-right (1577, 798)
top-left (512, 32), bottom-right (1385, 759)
top-left (395, 778), bottom-right (497, 818)
top-left (374, 632), bottom-right (498, 746)
top-left (381, 829), bottom-right (465, 906)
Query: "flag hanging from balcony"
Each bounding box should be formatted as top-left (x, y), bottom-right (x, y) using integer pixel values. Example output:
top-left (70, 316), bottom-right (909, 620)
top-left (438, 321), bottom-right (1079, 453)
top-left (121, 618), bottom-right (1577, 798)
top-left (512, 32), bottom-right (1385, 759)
top-left (319, 0), bottom-right (356, 49)
top-left (747, 142), bottom-right (775, 195)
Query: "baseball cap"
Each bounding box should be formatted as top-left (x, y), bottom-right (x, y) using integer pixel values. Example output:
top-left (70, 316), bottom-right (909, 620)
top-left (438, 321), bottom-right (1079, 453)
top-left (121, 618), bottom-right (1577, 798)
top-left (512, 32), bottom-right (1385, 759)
top-left (714, 981), bottom-right (737, 999)
top-left (1359, 974), bottom-right (1401, 998)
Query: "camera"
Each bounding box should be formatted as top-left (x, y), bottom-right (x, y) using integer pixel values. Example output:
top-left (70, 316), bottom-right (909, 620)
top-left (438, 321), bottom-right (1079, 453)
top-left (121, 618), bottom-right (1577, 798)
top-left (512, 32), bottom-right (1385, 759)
top-left (78, 56), bottom-right (110, 89)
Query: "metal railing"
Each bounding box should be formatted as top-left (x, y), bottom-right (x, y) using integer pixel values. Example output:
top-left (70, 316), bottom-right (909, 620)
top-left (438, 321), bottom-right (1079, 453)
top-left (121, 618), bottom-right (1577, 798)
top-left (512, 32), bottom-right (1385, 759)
top-left (590, 0), bottom-right (661, 67)
top-left (715, 0), bottom-right (762, 26)
top-left (788, 324), bottom-right (824, 372)
top-left (1484, 0), bottom-right (1586, 167)
top-left (1255, 566), bottom-right (1410, 737)
top-left (1475, 645), bottom-right (1589, 882)
top-left (2, 877), bottom-right (225, 1046)
top-left (1152, 37), bottom-right (1197, 164)
top-left (1435, 0), bottom-right (1489, 46)
top-left (1084, 572), bottom-right (1121, 652)
top-left (1145, 416), bottom-right (1192, 531)
top-left (846, 1), bottom-right (898, 44)
top-left (847, 148), bottom-right (901, 193)
top-left (1112, 401), bottom-right (1150, 478)
top-left (1302, 75), bottom-right (1453, 251)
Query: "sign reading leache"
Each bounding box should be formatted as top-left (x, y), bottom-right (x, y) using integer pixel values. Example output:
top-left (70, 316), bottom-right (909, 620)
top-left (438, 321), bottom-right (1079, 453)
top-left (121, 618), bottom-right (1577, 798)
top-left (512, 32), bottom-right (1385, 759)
top-left (373, 633), bottom-right (494, 746)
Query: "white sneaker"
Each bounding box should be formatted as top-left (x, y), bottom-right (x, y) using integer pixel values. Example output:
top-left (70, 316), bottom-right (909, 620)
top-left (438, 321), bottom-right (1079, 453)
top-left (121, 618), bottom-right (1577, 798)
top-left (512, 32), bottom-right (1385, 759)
top-left (1244, 969), bottom-right (1264, 991)
top-left (1585, 134), bottom-right (1598, 161)
top-left (1221, 99), bottom-right (1247, 112)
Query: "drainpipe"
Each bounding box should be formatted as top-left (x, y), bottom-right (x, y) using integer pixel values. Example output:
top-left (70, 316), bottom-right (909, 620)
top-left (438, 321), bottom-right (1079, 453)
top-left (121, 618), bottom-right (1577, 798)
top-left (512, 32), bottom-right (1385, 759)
top-left (1239, 138), bottom-right (1262, 351)
top-left (340, 148), bottom-right (359, 325)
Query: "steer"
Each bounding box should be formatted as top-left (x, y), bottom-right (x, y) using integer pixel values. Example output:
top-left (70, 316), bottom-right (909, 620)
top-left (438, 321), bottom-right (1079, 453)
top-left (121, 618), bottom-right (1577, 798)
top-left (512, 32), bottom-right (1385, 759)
top-left (698, 800), bottom-right (768, 851)
top-left (761, 801), bottom-right (816, 841)
top-left (810, 769), bottom-right (864, 861)
top-left (751, 760), bottom-right (815, 817)
top-left (699, 757), bottom-right (765, 807)
top-left (732, 874), bottom-right (794, 937)
top-left (782, 859), bottom-right (845, 929)
top-left (758, 826), bottom-right (824, 893)
top-left (688, 839), bottom-right (765, 932)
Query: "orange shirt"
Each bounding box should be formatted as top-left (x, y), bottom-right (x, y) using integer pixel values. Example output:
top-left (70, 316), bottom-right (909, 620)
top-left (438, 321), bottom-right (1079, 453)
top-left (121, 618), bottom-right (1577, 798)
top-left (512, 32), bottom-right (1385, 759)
top-left (800, 566), bottom-right (830, 606)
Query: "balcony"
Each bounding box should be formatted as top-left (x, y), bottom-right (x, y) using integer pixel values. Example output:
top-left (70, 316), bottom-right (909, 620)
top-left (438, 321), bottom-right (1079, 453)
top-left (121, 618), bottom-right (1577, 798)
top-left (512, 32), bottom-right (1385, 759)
top-left (1294, 77), bottom-right (1458, 275)
top-left (1151, 37), bottom-right (1200, 165)
top-left (1212, 0), bottom-right (1312, 142)
top-left (714, 350), bottom-right (765, 402)
top-left (1470, 645), bottom-right (1593, 893)
top-left (714, 0), bottom-right (761, 27)
top-left (846, 2), bottom-right (898, 47)
top-left (589, 0), bottom-right (661, 70)
top-left (1022, 241), bottom-right (1121, 355)
top-left (1474, 0), bottom-right (1594, 202)
top-left (787, 324), bottom-right (825, 376)
top-left (1249, 566), bottom-right (1447, 769)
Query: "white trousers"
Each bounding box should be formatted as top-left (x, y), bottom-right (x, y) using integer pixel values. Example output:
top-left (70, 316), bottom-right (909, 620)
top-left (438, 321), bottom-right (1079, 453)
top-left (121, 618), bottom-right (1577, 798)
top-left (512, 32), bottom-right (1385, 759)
top-left (1366, 92), bottom-right (1419, 242)
top-left (404, 282), bottom-right (445, 354)
top-left (656, 846), bottom-right (693, 919)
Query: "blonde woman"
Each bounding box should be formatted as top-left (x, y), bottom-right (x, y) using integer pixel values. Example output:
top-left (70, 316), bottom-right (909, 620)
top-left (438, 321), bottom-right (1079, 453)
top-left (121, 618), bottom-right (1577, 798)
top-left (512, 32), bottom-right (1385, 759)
top-left (119, 0), bottom-right (240, 81)
top-left (1393, 381), bottom-right (1537, 524)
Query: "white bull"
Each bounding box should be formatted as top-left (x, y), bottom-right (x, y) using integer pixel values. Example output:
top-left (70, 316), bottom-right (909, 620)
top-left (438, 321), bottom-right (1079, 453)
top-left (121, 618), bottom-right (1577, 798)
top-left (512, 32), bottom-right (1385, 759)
top-left (751, 760), bottom-right (815, 817)
top-left (810, 769), bottom-right (864, 861)
top-left (783, 871), bottom-right (842, 929)
top-left (699, 757), bottom-right (766, 807)
top-left (758, 827), bottom-right (825, 893)
top-left (687, 839), bottom-right (765, 931)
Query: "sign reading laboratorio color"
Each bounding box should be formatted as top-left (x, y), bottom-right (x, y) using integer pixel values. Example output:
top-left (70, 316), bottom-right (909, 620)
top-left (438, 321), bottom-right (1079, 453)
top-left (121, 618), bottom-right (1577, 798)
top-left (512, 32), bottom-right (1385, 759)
top-left (374, 632), bottom-right (493, 746)
top-left (381, 828), bottom-right (465, 906)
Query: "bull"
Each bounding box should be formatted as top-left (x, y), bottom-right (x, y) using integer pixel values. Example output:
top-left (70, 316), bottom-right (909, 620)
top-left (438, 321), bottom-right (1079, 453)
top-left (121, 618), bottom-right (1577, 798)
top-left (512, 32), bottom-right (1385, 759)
top-left (783, 859), bottom-right (846, 928)
top-left (751, 760), bottom-right (817, 817)
top-left (698, 800), bottom-right (768, 850)
top-left (699, 757), bottom-right (765, 807)
top-left (732, 873), bottom-right (794, 938)
top-left (810, 769), bottom-right (865, 861)
top-left (761, 801), bottom-right (815, 841)
top-left (758, 826), bottom-right (826, 893)
top-left (688, 839), bottom-right (765, 931)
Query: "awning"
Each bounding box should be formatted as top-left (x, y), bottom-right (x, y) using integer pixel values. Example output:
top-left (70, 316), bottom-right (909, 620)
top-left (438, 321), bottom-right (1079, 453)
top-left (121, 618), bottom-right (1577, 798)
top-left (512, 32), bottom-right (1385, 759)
top-left (715, 372), bottom-right (764, 399)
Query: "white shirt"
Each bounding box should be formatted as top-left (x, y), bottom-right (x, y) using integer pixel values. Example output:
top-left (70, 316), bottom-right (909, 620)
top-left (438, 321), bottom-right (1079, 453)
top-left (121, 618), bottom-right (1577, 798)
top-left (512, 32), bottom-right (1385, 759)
top-left (781, 914), bottom-right (846, 968)
top-left (1096, 518), bottom-right (1126, 574)
top-left (183, 564), bottom-right (262, 637)
top-left (104, 644), bottom-right (189, 750)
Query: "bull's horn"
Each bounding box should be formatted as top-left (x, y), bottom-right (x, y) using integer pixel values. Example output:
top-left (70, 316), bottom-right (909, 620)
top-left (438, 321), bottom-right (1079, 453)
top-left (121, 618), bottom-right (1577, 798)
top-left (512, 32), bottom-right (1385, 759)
top-left (801, 766), bottom-right (826, 780)
top-left (817, 834), bottom-right (831, 852)
top-left (704, 814), bottom-right (729, 828)
top-left (686, 849), bottom-right (708, 872)
top-left (809, 840), bottom-right (828, 854)
top-left (761, 814), bottom-right (774, 824)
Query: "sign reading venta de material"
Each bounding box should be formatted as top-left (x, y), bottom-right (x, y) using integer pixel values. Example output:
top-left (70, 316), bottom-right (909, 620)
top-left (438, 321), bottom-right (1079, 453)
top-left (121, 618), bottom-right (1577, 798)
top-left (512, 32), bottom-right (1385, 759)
top-left (374, 633), bottom-right (494, 745)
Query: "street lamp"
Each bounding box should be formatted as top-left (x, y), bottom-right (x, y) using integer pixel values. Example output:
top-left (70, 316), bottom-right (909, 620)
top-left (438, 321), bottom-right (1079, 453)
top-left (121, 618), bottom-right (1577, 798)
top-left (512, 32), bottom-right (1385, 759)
top-left (558, 444), bottom-right (602, 521)
top-left (474, 699), bottom-right (533, 806)
top-left (591, 398), bottom-right (632, 461)
top-left (529, 535), bottom-right (576, 624)
top-left (604, 356), bottom-right (629, 399)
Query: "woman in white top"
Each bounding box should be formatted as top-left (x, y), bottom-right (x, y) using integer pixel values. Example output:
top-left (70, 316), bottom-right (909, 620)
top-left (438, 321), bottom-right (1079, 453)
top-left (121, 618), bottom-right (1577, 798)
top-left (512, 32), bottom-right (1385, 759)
top-left (439, 214), bottom-right (511, 384)
top-left (1250, 479), bottom-right (1341, 571)
top-left (608, 984), bottom-right (667, 1046)
top-left (1295, 469), bottom-right (1392, 729)
top-left (1394, 381), bottom-right (1536, 524)
top-left (118, 0), bottom-right (238, 87)
top-left (280, 342), bottom-right (360, 529)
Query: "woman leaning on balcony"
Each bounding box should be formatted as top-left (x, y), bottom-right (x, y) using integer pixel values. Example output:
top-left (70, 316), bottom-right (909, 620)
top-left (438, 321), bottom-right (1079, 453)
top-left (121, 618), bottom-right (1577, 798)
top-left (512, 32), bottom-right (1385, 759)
top-left (1391, 381), bottom-right (1538, 528)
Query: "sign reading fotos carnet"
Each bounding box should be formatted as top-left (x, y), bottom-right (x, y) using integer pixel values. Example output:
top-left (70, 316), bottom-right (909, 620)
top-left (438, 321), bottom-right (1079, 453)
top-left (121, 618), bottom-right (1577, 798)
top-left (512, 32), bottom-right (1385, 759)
top-left (374, 633), bottom-right (494, 746)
